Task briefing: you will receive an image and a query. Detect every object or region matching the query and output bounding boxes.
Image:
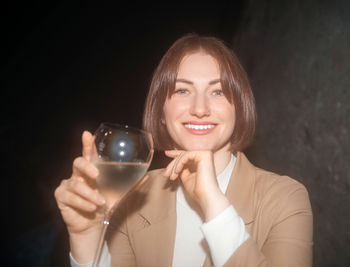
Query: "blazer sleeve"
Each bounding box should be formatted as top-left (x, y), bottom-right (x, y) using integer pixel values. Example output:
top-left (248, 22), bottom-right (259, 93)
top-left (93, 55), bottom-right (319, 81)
top-left (224, 178), bottom-right (313, 267)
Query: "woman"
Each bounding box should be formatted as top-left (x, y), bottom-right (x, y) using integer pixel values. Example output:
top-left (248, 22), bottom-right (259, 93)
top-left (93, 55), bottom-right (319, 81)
top-left (55, 34), bottom-right (313, 266)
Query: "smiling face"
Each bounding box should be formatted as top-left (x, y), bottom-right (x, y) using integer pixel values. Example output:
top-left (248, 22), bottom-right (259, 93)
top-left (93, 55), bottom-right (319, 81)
top-left (162, 52), bottom-right (236, 153)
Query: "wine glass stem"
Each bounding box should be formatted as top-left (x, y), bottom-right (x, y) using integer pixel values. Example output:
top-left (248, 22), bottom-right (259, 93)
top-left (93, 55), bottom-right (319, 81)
top-left (92, 215), bottom-right (110, 267)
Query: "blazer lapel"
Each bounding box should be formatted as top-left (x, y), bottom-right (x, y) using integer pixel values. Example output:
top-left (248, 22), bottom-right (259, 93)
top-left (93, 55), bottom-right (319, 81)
top-left (130, 171), bottom-right (179, 267)
top-left (225, 152), bottom-right (256, 225)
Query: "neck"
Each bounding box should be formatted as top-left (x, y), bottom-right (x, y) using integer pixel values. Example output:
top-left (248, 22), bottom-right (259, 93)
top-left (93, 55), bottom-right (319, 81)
top-left (213, 143), bottom-right (232, 176)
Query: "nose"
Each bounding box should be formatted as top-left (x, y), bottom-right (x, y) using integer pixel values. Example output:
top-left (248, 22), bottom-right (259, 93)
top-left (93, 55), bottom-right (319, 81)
top-left (189, 94), bottom-right (210, 118)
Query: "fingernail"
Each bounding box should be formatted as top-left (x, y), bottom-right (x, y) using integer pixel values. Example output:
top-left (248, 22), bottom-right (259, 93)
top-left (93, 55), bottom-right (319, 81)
top-left (91, 167), bottom-right (99, 177)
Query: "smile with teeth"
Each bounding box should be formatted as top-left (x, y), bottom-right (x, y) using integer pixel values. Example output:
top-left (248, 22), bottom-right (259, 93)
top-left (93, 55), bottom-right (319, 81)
top-left (184, 124), bottom-right (216, 130)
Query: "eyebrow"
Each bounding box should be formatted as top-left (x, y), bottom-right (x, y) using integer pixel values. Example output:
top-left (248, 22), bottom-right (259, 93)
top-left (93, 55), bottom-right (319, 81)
top-left (175, 78), bottom-right (221, 85)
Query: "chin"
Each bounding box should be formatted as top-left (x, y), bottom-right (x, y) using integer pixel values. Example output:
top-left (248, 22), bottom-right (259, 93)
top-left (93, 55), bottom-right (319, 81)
top-left (184, 141), bottom-right (232, 153)
top-left (180, 142), bottom-right (215, 151)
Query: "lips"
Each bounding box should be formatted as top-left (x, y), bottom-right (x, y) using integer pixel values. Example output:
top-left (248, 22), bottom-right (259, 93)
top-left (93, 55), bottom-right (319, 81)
top-left (183, 121), bottom-right (217, 135)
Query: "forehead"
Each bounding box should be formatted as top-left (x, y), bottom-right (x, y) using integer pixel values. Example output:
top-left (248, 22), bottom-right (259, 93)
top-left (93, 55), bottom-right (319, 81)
top-left (177, 52), bottom-right (220, 79)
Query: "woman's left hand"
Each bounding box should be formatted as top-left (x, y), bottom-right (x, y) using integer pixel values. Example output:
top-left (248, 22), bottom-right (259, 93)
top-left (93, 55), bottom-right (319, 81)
top-left (164, 150), bottom-right (230, 221)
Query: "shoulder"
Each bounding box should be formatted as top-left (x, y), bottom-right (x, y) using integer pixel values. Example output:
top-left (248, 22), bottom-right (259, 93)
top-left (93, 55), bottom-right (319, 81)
top-left (254, 166), bottom-right (309, 198)
top-left (251, 165), bottom-right (312, 222)
top-left (236, 152), bottom-right (310, 200)
top-left (235, 152), bottom-right (311, 218)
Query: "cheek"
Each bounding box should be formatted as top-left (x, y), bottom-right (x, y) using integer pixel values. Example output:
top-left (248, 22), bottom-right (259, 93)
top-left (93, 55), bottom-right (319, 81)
top-left (218, 104), bottom-right (236, 135)
top-left (162, 102), bottom-right (172, 124)
top-left (163, 99), bottom-right (187, 123)
top-left (229, 108), bottom-right (236, 124)
top-left (216, 103), bottom-right (236, 120)
top-left (163, 102), bottom-right (179, 129)
top-left (229, 108), bottom-right (236, 133)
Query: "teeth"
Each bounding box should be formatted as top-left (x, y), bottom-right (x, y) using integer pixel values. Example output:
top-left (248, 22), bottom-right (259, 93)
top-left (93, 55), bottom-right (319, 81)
top-left (184, 124), bottom-right (215, 130)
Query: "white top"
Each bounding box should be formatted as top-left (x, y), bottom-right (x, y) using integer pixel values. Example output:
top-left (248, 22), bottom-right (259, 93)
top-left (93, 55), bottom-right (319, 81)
top-left (70, 154), bottom-right (250, 267)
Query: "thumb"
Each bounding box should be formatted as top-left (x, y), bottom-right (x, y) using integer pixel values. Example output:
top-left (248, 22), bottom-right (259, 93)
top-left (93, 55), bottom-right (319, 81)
top-left (82, 131), bottom-right (95, 161)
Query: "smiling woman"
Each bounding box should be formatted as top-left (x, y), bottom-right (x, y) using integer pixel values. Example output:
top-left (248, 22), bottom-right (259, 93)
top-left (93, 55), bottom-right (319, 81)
top-left (55, 33), bottom-right (313, 267)
top-left (143, 34), bottom-right (256, 153)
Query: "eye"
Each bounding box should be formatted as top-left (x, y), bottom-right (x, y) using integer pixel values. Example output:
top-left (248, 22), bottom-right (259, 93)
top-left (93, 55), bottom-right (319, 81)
top-left (212, 89), bottom-right (224, 96)
top-left (174, 88), bottom-right (189, 95)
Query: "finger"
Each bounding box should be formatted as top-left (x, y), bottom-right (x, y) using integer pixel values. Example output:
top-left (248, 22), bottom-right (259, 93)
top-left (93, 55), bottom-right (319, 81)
top-left (82, 131), bottom-right (95, 161)
top-left (72, 157), bottom-right (99, 179)
top-left (164, 150), bottom-right (184, 159)
top-left (164, 153), bottom-right (185, 180)
top-left (68, 177), bottom-right (105, 206)
top-left (164, 150), bottom-right (186, 178)
top-left (172, 152), bottom-right (196, 177)
top-left (56, 181), bottom-right (98, 212)
top-left (173, 151), bottom-right (213, 175)
top-left (171, 152), bottom-right (187, 180)
top-left (163, 157), bottom-right (178, 177)
top-left (59, 190), bottom-right (98, 212)
top-left (181, 168), bottom-right (191, 178)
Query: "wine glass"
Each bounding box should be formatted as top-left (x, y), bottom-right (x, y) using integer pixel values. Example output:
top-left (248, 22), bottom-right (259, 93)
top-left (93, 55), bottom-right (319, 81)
top-left (91, 123), bottom-right (154, 267)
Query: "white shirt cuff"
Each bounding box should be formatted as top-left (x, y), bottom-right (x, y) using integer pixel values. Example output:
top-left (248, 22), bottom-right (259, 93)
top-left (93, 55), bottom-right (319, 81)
top-left (69, 241), bottom-right (111, 267)
top-left (201, 205), bottom-right (250, 267)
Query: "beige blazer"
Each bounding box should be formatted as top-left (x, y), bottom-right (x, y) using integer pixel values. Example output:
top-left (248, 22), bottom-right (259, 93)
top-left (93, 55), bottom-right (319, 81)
top-left (107, 152), bottom-right (313, 266)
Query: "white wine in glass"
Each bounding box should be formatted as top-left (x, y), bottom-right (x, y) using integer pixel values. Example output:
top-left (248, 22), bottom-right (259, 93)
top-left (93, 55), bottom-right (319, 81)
top-left (91, 123), bottom-right (153, 267)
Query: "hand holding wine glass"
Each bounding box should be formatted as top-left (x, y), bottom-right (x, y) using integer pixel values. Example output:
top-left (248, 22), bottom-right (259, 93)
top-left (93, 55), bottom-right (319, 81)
top-left (54, 131), bottom-right (106, 264)
top-left (55, 124), bottom-right (153, 265)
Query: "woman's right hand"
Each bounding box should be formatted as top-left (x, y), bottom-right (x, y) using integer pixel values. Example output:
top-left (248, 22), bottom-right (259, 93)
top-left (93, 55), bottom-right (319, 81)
top-left (54, 131), bottom-right (106, 263)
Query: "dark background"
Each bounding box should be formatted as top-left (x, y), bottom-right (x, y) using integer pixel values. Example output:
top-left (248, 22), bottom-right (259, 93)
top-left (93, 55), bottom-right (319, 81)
top-left (3, 0), bottom-right (350, 266)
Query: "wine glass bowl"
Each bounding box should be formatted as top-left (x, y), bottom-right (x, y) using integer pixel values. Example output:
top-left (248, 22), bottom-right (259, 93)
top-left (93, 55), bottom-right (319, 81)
top-left (93, 123), bottom-right (154, 211)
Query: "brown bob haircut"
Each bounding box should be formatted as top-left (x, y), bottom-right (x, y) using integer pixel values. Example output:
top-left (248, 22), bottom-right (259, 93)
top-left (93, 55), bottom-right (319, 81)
top-left (143, 33), bottom-right (256, 152)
